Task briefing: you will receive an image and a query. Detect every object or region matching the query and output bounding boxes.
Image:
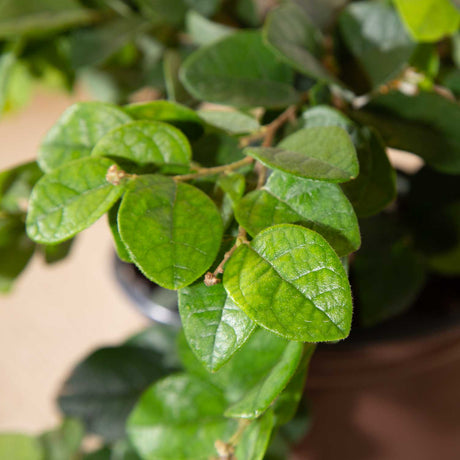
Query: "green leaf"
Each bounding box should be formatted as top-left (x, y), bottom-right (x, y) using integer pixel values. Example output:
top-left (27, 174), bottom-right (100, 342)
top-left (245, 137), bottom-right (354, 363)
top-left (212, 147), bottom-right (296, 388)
top-left (0, 434), bottom-right (42, 460)
top-left (108, 201), bottom-right (132, 263)
top-left (300, 105), bottom-right (354, 131)
top-left (234, 410), bottom-right (275, 460)
top-left (296, 0), bottom-right (347, 30)
top-left (235, 170), bottom-right (360, 256)
top-left (133, 0), bottom-right (187, 26)
top-left (245, 126), bottom-right (358, 182)
top-left (180, 31), bottom-right (298, 108)
top-left (217, 173), bottom-right (246, 203)
top-left (352, 91), bottom-right (460, 174)
top-left (39, 102), bottom-right (132, 172)
top-left (198, 109), bottom-right (260, 134)
top-left (339, 1), bottom-right (414, 89)
top-left (26, 157), bottom-right (125, 244)
top-left (59, 345), bottom-right (171, 442)
top-left (179, 282), bottom-right (256, 372)
top-left (263, 3), bottom-right (333, 82)
top-left (0, 0), bottom-right (97, 39)
top-left (40, 419), bottom-right (84, 460)
top-left (163, 49), bottom-right (193, 105)
top-left (186, 11), bottom-right (234, 46)
top-left (127, 374), bottom-right (237, 460)
top-left (0, 161), bottom-right (42, 214)
top-left (92, 121), bottom-right (192, 166)
top-left (342, 127), bottom-right (396, 217)
top-left (185, 0), bottom-right (220, 17)
top-left (118, 175), bottom-right (223, 289)
top-left (42, 239), bottom-right (74, 264)
top-left (224, 224), bottom-right (353, 341)
top-left (394, 0), bottom-right (460, 42)
top-left (0, 43), bottom-right (17, 114)
top-left (124, 100), bottom-right (204, 139)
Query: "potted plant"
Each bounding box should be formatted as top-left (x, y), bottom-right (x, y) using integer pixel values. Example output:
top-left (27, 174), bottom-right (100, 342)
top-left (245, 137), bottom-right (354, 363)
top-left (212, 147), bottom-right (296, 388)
top-left (1, 0), bottom-right (460, 458)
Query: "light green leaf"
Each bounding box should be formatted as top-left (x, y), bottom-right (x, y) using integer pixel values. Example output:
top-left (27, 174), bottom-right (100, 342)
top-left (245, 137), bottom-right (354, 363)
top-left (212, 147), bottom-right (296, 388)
top-left (92, 121), bottom-right (191, 166)
top-left (234, 410), bottom-right (275, 460)
top-left (394, 0), bottom-right (460, 42)
top-left (300, 105), bottom-right (354, 131)
top-left (352, 91), bottom-right (460, 174)
top-left (339, 1), bottom-right (414, 89)
top-left (342, 127), bottom-right (396, 217)
top-left (118, 175), bottom-right (223, 289)
top-left (127, 374), bottom-right (237, 460)
top-left (245, 126), bottom-right (358, 182)
top-left (263, 3), bottom-right (333, 82)
top-left (198, 109), bottom-right (260, 134)
top-left (40, 419), bottom-right (84, 460)
top-left (26, 157), bottom-right (125, 244)
top-left (108, 201), bottom-right (132, 263)
top-left (59, 345), bottom-right (171, 442)
top-left (235, 170), bottom-right (360, 256)
top-left (0, 0), bottom-right (97, 39)
top-left (180, 31), bottom-right (298, 108)
top-left (39, 102), bottom-right (132, 172)
top-left (124, 100), bottom-right (203, 138)
top-left (0, 434), bottom-right (42, 460)
top-left (0, 44), bottom-right (17, 114)
top-left (179, 282), bottom-right (255, 372)
top-left (224, 224), bottom-right (353, 341)
top-left (186, 10), bottom-right (234, 46)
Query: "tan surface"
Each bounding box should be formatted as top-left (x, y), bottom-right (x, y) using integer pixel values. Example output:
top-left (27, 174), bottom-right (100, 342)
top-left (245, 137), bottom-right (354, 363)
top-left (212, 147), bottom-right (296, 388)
top-left (0, 89), bottom-right (148, 434)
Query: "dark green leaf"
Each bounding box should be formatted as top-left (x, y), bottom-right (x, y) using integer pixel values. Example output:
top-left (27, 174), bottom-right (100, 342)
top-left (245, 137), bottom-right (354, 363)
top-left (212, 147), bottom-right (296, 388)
top-left (163, 49), bottom-right (193, 105)
top-left (39, 102), bottom-right (132, 172)
top-left (179, 282), bottom-right (255, 371)
top-left (39, 419), bottom-right (84, 460)
top-left (118, 175), bottom-right (223, 289)
top-left (296, 0), bottom-right (347, 30)
top-left (127, 374), bottom-right (237, 460)
top-left (245, 126), bottom-right (358, 182)
top-left (186, 11), bottom-right (234, 46)
top-left (42, 239), bottom-right (74, 264)
top-left (26, 157), bottom-right (125, 244)
top-left (92, 121), bottom-right (192, 166)
top-left (185, 0), bottom-right (220, 17)
top-left (0, 434), bottom-right (42, 460)
top-left (339, 1), bottom-right (414, 89)
top-left (59, 345), bottom-right (171, 442)
top-left (133, 0), bottom-right (187, 26)
top-left (180, 31), bottom-right (298, 108)
top-left (108, 201), bottom-right (132, 263)
top-left (393, 0), bottom-right (460, 42)
top-left (124, 100), bottom-right (203, 139)
top-left (224, 224), bottom-right (353, 341)
top-left (235, 170), bottom-right (360, 256)
top-left (352, 91), bottom-right (460, 174)
top-left (263, 3), bottom-right (333, 82)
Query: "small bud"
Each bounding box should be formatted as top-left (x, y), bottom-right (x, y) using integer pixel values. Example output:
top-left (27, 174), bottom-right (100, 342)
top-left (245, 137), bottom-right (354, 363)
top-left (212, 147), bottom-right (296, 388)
top-left (204, 272), bottom-right (221, 286)
top-left (106, 165), bottom-right (127, 185)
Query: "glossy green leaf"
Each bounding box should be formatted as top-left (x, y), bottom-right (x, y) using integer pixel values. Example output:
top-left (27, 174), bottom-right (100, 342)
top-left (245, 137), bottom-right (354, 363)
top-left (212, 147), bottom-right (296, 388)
top-left (0, 0), bottom-right (97, 39)
top-left (127, 374), bottom-right (237, 460)
top-left (234, 410), bottom-right (275, 460)
top-left (394, 0), bottom-right (460, 42)
top-left (0, 161), bottom-right (42, 214)
top-left (59, 345), bottom-right (171, 442)
top-left (342, 127), bottom-right (396, 217)
top-left (186, 11), bottom-right (234, 45)
top-left (198, 110), bottom-right (260, 134)
top-left (39, 102), bottom-right (132, 172)
top-left (118, 175), bottom-right (223, 289)
top-left (26, 157), bottom-right (125, 244)
top-left (263, 3), bottom-right (333, 82)
top-left (179, 282), bottom-right (255, 372)
top-left (300, 105), bottom-right (354, 131)
top-left (245, 126), bottom-right (358, 182)
top-left (180, 31), bottom-right (298, 108)
top-left (92, 121), bottom-right (191, 166)
top-left (235, 170), bottom-right (360, 256)
top-left (339, 1), bottom-right (414, 89)
top-left (352, 91), bottom-right (460, 174)
top-left (178, 327), bottom-right (303, 415)
top-left (224, 224), bottom-right (353, 341)
top-left (40, 419), bottom-right (84, 460)
top-left (0, 434), bottom-right (42, 460)
top-left (108, 201), bottom-right (132, 263)
top-left (124, 100), bottom-right (203, 138)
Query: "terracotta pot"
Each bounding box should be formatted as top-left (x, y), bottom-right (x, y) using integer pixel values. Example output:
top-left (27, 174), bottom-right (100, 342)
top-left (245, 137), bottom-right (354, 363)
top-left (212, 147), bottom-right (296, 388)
top-left (293, 325), bottom-right (460, 460)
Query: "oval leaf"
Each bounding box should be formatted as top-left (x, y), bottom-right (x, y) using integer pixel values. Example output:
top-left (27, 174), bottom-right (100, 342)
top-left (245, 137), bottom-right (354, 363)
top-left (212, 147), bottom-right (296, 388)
top-left (179, 282), bottom-right (256, 372)
top-left (245, 126), bottom-right (358, 182)
top-left (92, 121), bottom-right (192, 166)
top-left (127, 374), bottom-right (237, 460)
top-left (180, 31), bottom-right (298, 108)
top-left (26, 157), bottom-right (125, 244)
top-left (235, 170), bottom-right (360, 256)
top-left (118, 175), bottom-right (223, 289)
top-left (224, 224), bottom-right (353, 341)
top-left (198, 109), bottom-right (260, 134)
top-left (39, 102), bottom-right (132, 172)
